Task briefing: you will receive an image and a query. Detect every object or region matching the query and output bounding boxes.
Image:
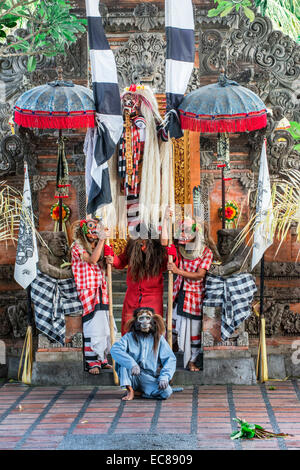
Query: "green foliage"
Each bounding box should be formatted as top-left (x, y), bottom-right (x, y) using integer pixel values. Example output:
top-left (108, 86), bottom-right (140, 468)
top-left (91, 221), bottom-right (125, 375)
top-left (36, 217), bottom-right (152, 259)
top-left (230, 418), bottom-right (257, 439)
top-left (286, 122), bottom-right (300, 152)
top-left (287, 122), bottom-right (300, 141)
top-left (230, 417), bottom-right (291, 439)
top-left (208, 0), bottom-right (300, 41)
top-left (255, 0), bottom-right (300, 42)
top-left (208, 0), bottom-right (256, 21)
top-left (0, 0), bottom-right (87, 72)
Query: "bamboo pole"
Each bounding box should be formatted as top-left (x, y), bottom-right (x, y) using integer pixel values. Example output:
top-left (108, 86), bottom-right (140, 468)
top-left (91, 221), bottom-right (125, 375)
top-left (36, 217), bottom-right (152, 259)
top-left (167, 137), bottom-right (174, 349)
top-left (58, 129), bottom-right (63, 232)
top-left (256, 255), bottom-right (269, 382)
top-left (103, 211), bottom-right (119, 385)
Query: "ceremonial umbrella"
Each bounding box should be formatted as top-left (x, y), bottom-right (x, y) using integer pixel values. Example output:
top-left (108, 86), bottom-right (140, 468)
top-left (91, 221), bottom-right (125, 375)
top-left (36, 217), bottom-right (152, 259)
top-left (178, 74), bottom-right (268, 227)
top-left (179, 74), bottom-right (269, 381)
top-left (13, 75), bottom-right (96, 230)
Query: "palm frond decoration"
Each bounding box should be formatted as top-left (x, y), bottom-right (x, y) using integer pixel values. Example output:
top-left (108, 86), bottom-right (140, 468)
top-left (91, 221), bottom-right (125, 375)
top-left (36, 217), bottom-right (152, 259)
top-left (0, 182), bottom-right (22, 243)
top-left (233, 170), bottom-right (300, 263)
top-left (0, 181), bottom-right (47, 248)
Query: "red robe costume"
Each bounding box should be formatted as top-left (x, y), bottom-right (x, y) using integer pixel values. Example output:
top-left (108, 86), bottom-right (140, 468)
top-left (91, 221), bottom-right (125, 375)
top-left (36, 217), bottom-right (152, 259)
top-left (113, 252), bottom-right (166, 335)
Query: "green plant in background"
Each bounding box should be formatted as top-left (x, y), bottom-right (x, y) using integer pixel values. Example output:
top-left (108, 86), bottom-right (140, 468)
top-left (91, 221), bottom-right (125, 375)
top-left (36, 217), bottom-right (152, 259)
top-left (255, 0), bottom-right (300, 42)
top-left (230, 417), bottom-right (291, 439)
top-left (208, 0), bottom-right (300, 42)
top-left (286, 122), bottom-right (300, 152)
top-left (208, 0), bottom-right (256, 21)
top-left (0, 0), bottom-right (87, 72)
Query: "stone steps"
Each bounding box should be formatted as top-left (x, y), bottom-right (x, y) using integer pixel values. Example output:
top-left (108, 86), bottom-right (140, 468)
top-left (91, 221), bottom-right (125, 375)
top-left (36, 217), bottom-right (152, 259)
top-left (109, 271), bottom-right (169, 334)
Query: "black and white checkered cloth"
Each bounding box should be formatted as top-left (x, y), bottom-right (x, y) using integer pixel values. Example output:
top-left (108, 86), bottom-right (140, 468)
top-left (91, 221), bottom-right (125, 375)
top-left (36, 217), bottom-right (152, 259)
top-left (31, 270), bottom-right (83, 345)
top-left (203, 273), bottom-right (257, 341)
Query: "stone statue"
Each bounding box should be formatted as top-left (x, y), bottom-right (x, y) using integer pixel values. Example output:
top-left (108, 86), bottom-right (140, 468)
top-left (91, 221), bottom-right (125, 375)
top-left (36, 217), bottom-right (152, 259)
top-left (38, 231), bottom-right (72, 279)
top-left (209, 229), bottom-right (250, 277)
top-left (203, 228), bottom-right (255, 347)
top-left (30, 231), bottom-right (83, 347)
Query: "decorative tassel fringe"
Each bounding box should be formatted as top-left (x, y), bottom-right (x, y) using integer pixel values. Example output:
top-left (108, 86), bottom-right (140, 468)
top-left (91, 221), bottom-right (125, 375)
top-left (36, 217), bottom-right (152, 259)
top-left (179, 113), bottom-right (267, 133)
top-left (14, 111), bottom-right (95, 129)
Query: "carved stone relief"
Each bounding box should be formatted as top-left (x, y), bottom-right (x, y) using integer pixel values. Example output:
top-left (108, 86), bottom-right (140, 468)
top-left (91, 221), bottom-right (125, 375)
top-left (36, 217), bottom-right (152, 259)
top-left (246, 302), bottom-right (300, 336)
top-left (115, 32), bottom-right (165, 90)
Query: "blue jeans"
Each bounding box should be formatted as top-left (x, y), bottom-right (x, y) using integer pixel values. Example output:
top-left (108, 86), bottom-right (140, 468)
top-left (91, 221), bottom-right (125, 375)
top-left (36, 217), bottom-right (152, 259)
top-left (118, 366), bottom-right (173, 400)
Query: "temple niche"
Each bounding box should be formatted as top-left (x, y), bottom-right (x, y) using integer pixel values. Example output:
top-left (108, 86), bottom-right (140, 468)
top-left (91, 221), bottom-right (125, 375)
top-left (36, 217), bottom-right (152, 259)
top-left (0, 0), bottom-right (299, 381)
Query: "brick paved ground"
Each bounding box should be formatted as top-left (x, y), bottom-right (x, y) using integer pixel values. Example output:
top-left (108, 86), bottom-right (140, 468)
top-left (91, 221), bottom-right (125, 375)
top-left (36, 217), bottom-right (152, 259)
top-left (0, 379), bottom-right (299, 450)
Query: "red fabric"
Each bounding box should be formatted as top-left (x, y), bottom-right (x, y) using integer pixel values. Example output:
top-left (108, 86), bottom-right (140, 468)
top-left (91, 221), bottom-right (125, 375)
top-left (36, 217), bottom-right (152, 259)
top-left (179, 111), bottom-right (267, 133)
top-left (166, 244), bottom-right (177, 258)
top-left (173, 246), bottom-right (213, 316)
top-left (71, 242), bottom-right (108, 318)
top-left (113, 253), bottom-right (165, 335)
top-left (104, 244), bottom-right (114, 256)
top-left (14, 109), bottom-right (95, 129)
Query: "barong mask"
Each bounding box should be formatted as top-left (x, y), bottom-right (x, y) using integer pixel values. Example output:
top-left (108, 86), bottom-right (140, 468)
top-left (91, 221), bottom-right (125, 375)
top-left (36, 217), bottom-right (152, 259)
top-left (121, 84), bottom-right (152, 117)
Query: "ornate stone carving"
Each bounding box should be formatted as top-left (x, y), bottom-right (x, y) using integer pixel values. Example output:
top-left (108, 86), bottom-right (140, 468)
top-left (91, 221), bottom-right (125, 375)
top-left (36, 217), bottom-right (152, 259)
top-left (200, 137), bottom-right (215, 169)
top-left (198, 7), bottom-right (299, 122)
top-left (115, 33), bottom-right (165, 90)
top-left (0, 265), bottom-right (14, 281)
top-left (248, 125), bottom-right (300, 178)
top-left (202, 331), bottom-right (215, 347)
top-left (199, 29), bottom-right (224, 75)
top-left (253, 262), bottom-right (300, 279)
top-left (0, 134), bottom-right (23, 176)
top-left (7, 303), bottom-right (29, 338)
top-left (237, 331), bottom-right (249, 347)
top-left (133, 3), bottom-right (159, 32)
top-left (199, 174), bottom-right (214, 223)
top-left (246, 302), bottom-right (300, 336)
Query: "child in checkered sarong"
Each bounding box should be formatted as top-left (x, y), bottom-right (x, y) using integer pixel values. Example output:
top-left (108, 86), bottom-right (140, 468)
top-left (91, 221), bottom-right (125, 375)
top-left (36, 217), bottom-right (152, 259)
top-left (164, 213), bottom-right (219, 371)
top-left (71, 219), bottom-right (116, 375)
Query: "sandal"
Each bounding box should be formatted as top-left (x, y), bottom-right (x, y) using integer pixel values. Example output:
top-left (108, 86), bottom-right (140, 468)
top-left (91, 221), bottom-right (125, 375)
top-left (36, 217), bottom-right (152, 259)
top-left (188, 361), bottom-right (200, 372)
top-left (101, 363), bottom-right (112, 369)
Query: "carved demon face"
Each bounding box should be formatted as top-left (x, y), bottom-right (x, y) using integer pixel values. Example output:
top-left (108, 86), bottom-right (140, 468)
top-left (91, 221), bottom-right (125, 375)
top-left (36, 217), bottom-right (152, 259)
top-left (48, 232), bottom-right (68, 257)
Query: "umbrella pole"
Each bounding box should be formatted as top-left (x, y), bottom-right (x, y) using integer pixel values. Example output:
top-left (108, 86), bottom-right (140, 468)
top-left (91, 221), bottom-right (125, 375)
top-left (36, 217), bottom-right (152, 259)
top-left (18, 285), bottom-right (33, 384)
top-left (257, 254), bottom-right (269, 382)
top-left (167, 136), bottom-right (174, 349)
top-left (222, 167), bottom-right (225, 229)
top-left (103, 210), bottom-right (119, 385)
top-left (58, 129), bottom-right (63, 232)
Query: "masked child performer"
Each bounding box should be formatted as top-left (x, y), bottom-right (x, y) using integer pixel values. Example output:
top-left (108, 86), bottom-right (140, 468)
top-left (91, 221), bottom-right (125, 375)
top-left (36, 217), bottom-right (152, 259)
top-left (71, 219), bottom-right (115, 374)
top-left (111, 307), bottom-right (176, 401)
top-left (165, 215), bottom-right (218, 371)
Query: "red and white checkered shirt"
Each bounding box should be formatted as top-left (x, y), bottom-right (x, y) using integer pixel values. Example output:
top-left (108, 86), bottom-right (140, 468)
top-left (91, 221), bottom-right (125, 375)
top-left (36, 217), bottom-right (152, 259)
top-left (71, 241), bottom-right (108, 318)
top-left (173, 246), bottom-right (213, 316)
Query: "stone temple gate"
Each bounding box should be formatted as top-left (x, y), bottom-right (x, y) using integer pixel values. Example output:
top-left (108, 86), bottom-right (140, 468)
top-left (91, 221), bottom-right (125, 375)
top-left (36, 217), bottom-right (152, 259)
top-left (0, 0), bottom-right (299, 383)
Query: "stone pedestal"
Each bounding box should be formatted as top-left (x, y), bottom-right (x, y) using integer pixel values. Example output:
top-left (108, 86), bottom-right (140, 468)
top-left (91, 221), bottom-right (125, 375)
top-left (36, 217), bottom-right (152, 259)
top-left (202, 306), bottom-right (256, 384)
